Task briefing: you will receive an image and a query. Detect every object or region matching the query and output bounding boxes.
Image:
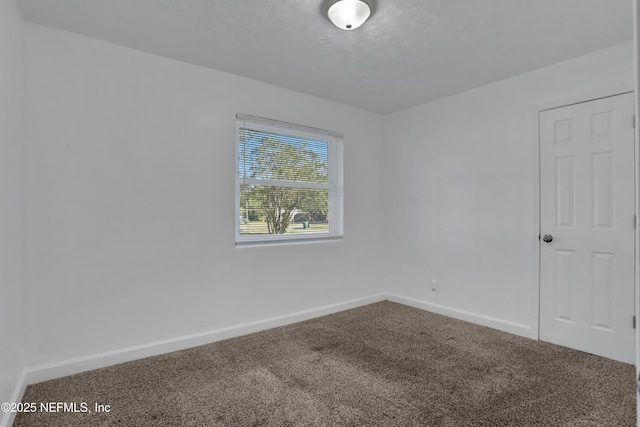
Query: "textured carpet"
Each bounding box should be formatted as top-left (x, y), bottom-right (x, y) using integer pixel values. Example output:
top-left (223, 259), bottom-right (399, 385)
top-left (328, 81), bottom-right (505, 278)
top-left (14, 301), bottom-right (636, 426)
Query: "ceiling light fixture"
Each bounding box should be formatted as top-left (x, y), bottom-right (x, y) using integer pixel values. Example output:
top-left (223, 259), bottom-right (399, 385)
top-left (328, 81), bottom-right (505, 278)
top-left (323, 0), bottom-right (372, 31)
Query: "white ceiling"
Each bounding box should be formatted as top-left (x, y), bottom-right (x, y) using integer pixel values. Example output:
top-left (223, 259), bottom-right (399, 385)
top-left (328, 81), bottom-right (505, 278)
top-left (18, 0), bottom-right (633, 115)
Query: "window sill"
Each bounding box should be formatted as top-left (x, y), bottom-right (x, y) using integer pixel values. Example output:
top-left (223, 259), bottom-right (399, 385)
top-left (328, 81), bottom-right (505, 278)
top-left (235, 236), bottom-right (343, 249)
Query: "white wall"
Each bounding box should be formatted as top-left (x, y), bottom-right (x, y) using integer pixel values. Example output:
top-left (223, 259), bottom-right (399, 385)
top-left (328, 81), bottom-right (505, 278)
top-left (384, 42), bottom-right (634, 337)
top-left (0, 0), bottom-right (25, 416)
top-left (23, 24), bottom-right (386, 368)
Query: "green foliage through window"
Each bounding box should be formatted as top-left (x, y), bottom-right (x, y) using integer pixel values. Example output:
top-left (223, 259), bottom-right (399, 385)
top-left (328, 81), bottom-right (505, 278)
top-left (236, 117), bottom-right (342, 244)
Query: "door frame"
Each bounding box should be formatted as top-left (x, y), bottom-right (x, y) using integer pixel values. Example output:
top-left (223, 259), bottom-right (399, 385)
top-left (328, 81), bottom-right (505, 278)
top-left (532, 87), bottom-right (636, 347)
top-left (633, 0), bottom-right (640, 420)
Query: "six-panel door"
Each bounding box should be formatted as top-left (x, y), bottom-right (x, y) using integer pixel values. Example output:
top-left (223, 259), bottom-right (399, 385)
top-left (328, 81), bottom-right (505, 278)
top-left (539, 93), bottom-right (635, 364)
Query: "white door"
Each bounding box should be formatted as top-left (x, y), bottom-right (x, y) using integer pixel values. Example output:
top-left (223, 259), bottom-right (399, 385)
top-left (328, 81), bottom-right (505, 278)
top-left (539, 93), bottom-right (635, 364)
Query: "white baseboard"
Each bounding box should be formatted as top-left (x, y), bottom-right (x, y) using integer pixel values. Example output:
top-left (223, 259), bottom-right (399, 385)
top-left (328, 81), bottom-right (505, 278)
top-left (386, 293), bottom-right (532, 338)
top-left (20, 292), bottom-right (534, 389)
top-left (0, 370), bottom-right (27, 427)
top-left (24, 293), bottom-right (387, 386)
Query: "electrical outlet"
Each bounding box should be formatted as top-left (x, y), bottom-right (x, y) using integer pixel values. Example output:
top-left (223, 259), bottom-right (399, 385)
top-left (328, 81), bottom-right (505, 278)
top-left (431, 279), bottom-right (438, 292)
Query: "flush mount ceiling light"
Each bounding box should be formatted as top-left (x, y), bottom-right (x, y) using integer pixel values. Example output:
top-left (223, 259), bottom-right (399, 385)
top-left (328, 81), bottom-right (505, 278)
top-left (323, 0), bottom-right (373, 31)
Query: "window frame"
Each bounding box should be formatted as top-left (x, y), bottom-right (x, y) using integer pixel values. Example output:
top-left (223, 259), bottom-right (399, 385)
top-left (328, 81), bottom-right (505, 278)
top-left (235, 114), bottom-right (343, 246)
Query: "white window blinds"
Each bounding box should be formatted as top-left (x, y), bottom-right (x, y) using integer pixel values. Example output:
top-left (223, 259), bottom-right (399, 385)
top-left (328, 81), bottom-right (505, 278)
top-left (235, 114), bottom-right (343, 245)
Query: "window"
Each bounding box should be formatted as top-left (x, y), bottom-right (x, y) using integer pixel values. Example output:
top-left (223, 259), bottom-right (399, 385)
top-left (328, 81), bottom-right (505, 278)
top-left (235, 114), bottom-right (343, 245)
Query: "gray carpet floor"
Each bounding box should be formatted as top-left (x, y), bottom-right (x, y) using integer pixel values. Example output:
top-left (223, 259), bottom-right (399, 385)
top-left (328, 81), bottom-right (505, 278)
top-left (14, 301), bottom-right (636, 426)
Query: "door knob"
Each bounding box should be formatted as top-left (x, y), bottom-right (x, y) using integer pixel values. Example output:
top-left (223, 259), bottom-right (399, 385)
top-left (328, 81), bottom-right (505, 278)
top-left (542, 234), bottom-right (553, 243)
